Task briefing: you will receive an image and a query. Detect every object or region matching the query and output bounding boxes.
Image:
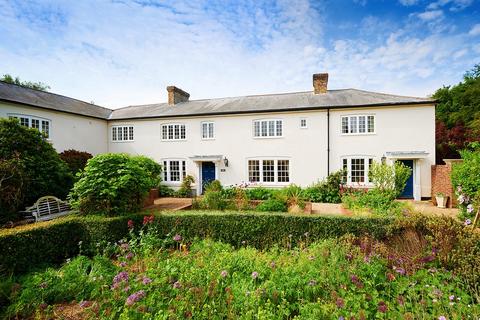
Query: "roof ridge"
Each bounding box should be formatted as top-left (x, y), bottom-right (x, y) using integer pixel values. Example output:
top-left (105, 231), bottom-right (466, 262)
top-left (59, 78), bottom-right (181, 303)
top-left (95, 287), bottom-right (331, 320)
top-left (0, 80), bottom-right (113, 112)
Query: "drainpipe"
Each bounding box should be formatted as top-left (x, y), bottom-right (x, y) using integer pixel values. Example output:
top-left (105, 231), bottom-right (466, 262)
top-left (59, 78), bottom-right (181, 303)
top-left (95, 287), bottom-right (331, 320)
top-left (327, 108), bottom-right (330, 175)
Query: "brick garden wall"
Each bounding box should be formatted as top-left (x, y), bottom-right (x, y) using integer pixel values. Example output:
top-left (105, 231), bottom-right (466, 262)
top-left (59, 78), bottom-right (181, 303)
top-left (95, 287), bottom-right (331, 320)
top-left (431, 160), bottom-right (462, 208)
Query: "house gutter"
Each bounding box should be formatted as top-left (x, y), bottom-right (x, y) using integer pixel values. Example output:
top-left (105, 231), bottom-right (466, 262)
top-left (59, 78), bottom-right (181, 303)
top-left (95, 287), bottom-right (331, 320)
top-left (327, 108), bottom-right (330, 175)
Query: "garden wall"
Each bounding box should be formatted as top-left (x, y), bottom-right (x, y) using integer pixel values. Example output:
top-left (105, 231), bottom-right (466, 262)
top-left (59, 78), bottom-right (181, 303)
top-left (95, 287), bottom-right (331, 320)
top-left (431, 159), bottom-right (462, 208)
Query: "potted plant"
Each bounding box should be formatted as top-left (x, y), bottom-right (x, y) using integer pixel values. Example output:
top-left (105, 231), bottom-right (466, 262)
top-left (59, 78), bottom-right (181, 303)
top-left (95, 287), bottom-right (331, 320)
top-left (435, 192), bottom-right (448, 208)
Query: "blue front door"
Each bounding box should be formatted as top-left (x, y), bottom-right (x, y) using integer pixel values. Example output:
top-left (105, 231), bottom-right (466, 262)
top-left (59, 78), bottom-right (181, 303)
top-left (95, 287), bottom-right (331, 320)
top-left (399, 160), bottom-right (414, 198)
top-left (201, 162), bottom-right (216, 193)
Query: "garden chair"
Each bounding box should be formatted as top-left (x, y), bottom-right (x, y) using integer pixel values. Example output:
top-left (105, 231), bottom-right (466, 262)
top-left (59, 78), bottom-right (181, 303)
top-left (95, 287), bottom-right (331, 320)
top-left (20, 196), bottom-right (71, 222)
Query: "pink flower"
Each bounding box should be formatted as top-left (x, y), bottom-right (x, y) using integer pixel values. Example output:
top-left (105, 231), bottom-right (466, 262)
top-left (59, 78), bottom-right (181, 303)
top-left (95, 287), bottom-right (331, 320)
top-left (125, 290), bottom-right (145, 306)
top-left (377, 301), bottom-right (388, 313)
top-left (251, 271), bottom-right (259, 279)
top-left (142, 277), bottom-right (152, 285)
top-left (127, 220), bottom-right (134, 229)
top-left (438, 316), bottom-right (446, 320)
top-left (173, 281), bottom-right (182, 289)
top-left (173, 234), bottom-right (182, 242)
top-left (79, 300), bottom-right (92, 308)
top-left (335, 298), bottom-right (345, 308)
top-left (220, 270), bottom-right (228, 278)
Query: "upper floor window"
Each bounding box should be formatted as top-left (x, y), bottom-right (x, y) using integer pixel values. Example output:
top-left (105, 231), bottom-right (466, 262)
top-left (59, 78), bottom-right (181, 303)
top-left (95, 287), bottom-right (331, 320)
top-left (162, 124), bottom-right (186, 141)
top-left (112, 125), bottom-right (134, 142)
top-left (9, 114), bottom-right (50, 138)
top-left (163, 159), bottom-right (186, 182)
top-left (342, 156), bottom-right (374, 185)
top-left (341, 115), bottom-right (375, 134)
top-left (248, 159), bottom-right (290, 183)
top-left (201, 122), bottom-right (214, 139)
top-left (300, 118), bottom-right (307, 128)
top-left (253, 119), bottom-right (283, 138)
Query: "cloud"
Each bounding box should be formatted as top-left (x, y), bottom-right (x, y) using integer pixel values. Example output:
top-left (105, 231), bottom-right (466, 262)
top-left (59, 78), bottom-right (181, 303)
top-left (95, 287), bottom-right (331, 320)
top-left (417, 9), bottom-right (444, 21)
top-left (427, 0), bottom-right (473, 11)
top-left (399, 0), bottom-right (419, 6)
top-left (469, 24), bottom-right (480, 36)
top-left (0, 0), bottom-right (477, 107)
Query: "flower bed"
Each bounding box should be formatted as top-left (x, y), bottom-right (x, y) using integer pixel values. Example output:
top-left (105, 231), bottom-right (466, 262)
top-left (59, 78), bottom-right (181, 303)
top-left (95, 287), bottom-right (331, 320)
top-left (2, 222), bottom-right (479, 319)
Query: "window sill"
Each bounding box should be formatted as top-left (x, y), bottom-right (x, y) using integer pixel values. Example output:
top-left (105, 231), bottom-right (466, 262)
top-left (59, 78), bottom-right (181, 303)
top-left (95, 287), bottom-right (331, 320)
top-left (252, 136), bottom-right (284, 139)
top-left (161, 139), bottom-right (187, 142)
top-left (201, 138), bottom-right (215, 141)
top-left (341, 132), bottom-right (376, 136)
top-left (111, 140), bottom-right (134, 143)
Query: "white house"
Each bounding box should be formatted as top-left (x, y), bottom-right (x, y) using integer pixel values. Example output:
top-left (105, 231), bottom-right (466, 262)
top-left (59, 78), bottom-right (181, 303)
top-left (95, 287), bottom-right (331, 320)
top-left (0, 73), bottom-right (436, 200)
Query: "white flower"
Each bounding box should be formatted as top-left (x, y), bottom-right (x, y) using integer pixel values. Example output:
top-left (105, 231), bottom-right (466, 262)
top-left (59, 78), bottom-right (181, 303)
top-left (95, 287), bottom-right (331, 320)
top-left (467, 204), bottom-right (474, 213)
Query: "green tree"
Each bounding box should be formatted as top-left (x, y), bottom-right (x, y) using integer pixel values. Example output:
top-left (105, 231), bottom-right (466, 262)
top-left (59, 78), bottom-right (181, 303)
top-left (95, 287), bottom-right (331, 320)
top-left (0, 119), bottom-right (73, 222)
top-left (1, 74), bottom-right (50, 91)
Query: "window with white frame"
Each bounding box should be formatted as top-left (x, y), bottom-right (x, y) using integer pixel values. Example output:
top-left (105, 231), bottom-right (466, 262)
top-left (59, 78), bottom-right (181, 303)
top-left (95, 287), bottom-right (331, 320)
top-left (341, 115), bottom-right (375, 134)
top-left (247, 159), bottom-right (290, 183)
top-left (300, 118), bottom-right (307, 128)
top-left (342, 156), bottom-right (374, 185)
top-left (9, 114), bottom-right (51, 138)
top-left (112, 126), bottom-right (134, 142)
top-left (253, 119), bottom-right (283, 138)
top-left (163, 159), bottom-right (186, 182)
top-left (201, 122), bottom-right (214, 139)
top-left (162, 124), bottom-right (186, 141)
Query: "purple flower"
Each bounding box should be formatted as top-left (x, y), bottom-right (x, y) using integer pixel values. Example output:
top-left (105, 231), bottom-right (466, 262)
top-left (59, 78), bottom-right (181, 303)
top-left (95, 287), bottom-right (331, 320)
top-left (420, 255), bottom-right (435, 263)
top-left (449, 295), bottom-right (455, 301)
top-left (112, 271), bottom-right (129, 289)
top-left (377, 301), bottom-right (388, 313)
top-left (120, 261), bottom-right (127, 268)
top-left (251, 271), bottom-right (259, 279)
top-left (345, 253), bottom-right (353, 261)
top-left (339, 317), bottom-right (345, 320)
top-left (438, 316), bottom-right (446, 320)
top-left (123, 286), bottom-right (130, 292)
top-left (397, 295), bottom-right (405, 306)
top-left (173, 234), bottom-right (182, 242)
top-left (465, 219), bottom-right (472, 226)
top-left (467, 204), bottom-right (474, 213)
top-left (79, 300), bottom-right (92, 308)
top-left (125, 252), bottom-right (134, 260)
top-left (220, 270), bottom-right (228, 278)
top-left (173, 281), bottom-right (182, 289)
top-left (125, 290), bottom-right (145, 306)
top-left (142, 277), bottom-right (152, 285)
top-left (393, 266), bottom-right (406, 275)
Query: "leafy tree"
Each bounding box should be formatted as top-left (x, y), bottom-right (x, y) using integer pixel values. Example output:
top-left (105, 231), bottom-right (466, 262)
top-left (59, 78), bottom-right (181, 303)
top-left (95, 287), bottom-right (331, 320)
top-left (0, 119), bottom-right (73, 222)
top-left (1, 74), bottom-right (50, 91)
top-left (433, 64), bottom-right (480, 162)
top-left (59, 149), bottom-right (93, 175)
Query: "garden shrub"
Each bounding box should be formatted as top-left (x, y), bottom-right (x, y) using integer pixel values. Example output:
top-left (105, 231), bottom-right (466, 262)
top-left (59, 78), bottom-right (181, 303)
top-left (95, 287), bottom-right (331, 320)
top-left (69, 153), bottom-right (162, 215)
top-left (245, 187), bottom-right (278, 200)
top-left (256, 198), bottom-right (288, 212)
top-left (58, 149), bottom-right (92, 175)
top-left (0, 119), bottom-right (73, 223)
top-left (196, 180), bottom-right (231, 210)
top-left (303, 169), bottom-right (344, 203)
top-left (451, 142), bottom-right (480, 220)
top-left (158, 184), bottom-right (176, 197)
top-left (369, 161), bottom-right (411, 196)
top-left (176, 175), bottom-right (195, 198)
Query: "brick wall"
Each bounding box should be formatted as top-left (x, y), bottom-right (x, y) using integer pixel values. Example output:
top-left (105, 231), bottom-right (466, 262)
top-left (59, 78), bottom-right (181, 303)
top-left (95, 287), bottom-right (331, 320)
top-left (431, 160), bottom-right (462, 208)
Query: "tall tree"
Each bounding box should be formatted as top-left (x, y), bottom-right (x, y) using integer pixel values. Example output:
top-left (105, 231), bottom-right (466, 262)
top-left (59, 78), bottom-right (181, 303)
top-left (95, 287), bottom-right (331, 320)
top-left (1, 74), bottom-right (50, 91)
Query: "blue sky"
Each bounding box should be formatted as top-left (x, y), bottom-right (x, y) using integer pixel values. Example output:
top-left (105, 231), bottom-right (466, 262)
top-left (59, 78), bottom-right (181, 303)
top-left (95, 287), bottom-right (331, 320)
top-left (0, 0), bottom-right (479, 108)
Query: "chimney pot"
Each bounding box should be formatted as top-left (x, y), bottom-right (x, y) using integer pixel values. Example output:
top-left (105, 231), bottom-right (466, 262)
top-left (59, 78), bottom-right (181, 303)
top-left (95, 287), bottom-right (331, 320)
top-left (313, 73), bottom-right (328, 94)
top-left (167, 86), bottom-right (190, 105)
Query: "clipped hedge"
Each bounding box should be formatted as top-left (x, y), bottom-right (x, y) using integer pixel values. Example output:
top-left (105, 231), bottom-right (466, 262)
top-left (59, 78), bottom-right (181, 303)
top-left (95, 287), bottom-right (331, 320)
top-left (0, 212), bottom-right (392, 275)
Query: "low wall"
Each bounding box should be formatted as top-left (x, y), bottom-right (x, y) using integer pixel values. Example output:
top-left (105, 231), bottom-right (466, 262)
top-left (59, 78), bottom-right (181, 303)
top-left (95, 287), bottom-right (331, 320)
top-left (431, 159), bottom-right (462, 208)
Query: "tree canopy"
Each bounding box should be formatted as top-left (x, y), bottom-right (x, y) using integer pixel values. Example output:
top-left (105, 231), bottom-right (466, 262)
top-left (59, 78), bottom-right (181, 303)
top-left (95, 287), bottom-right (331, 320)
top-left (1, 74), bottom-right (50, 91)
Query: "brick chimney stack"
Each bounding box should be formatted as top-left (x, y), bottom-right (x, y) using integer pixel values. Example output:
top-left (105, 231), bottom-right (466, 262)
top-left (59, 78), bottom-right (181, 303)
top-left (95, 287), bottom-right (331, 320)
top-left (167, 86), bottom-right (190, 105)
top-left (313, 73), bottom-right (329, 94)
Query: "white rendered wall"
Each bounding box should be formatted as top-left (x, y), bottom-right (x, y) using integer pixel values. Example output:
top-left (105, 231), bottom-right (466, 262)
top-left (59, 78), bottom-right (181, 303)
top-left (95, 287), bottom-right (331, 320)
top-left (108, 104), bottom-right (435, 197)
top-left (0, 101), bottom-right (108, 155)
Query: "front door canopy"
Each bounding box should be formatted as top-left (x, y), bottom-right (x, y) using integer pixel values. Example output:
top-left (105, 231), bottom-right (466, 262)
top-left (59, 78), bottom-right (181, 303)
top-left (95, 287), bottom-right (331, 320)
top-left (189, 155), bottom-right (223, 162)
top-left (385, 151), bottom-right (428, 159)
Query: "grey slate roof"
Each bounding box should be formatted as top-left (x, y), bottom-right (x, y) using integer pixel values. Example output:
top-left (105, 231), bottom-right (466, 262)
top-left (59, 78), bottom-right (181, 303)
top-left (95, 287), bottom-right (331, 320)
top-left (0, 81), bottom-right (112, 119)
top-left (0, 80), bottom-right (435, 121)
top-left (109, 89), bottom-right (435, 120)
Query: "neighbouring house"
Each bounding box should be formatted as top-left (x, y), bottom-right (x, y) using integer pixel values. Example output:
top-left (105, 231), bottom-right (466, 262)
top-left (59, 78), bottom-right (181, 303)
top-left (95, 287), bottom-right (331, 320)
top-left (0, 73), bottom-right (436, 200)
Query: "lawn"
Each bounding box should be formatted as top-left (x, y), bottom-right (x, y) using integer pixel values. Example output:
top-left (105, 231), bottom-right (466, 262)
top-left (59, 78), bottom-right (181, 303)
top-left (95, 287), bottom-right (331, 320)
top-left (2, 213), bottom-right (479, 319)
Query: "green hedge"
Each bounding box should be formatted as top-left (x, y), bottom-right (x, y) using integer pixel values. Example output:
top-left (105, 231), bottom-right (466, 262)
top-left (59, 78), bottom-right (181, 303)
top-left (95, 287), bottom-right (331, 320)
top-left (0, 212), bottom-right (392, 275)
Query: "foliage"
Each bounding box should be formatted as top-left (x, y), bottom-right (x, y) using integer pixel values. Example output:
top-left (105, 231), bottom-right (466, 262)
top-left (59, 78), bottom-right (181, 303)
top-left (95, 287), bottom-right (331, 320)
top-left (256, 198), bottom-right (288, 212)
top-left (0, 212), bottom-right (392, 275)
top-left (69, 154), bottom-right (162, 215)
top-left (0, 119), bottom-right (73, 223)
top-left (245, 187), bottom-right (278, 200)
top-left (158, 184), bottom-right (176, 197)
top-left (176, 175), bottom-right (195, 198)
top-left (369, 161), bottom-right (412, 197)
top-left (59, 149), bottom-right (93, 175)
top-left (451, 142), bottom-right (480, 219)
top-left (196, 180), bottom-right (230, 210)
top-left (1, 74), bottom-right (50, 91)
top-left (434, 64), bottom-right (480, 162)
top-left (303, 170), bottom-right (344, 203)
top-left (3, 218), bottom-right (479, 319)
top-left (342, 188), bottom-right (407, 216)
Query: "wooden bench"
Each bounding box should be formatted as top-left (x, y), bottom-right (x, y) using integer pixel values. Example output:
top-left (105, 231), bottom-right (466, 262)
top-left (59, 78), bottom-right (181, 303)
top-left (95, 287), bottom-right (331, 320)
top-left (20, 196), bottom-right (71, 222)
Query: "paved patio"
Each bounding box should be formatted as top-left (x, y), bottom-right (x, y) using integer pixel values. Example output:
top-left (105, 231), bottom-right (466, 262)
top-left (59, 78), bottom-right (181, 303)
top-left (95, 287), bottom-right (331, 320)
top-left (144, 197), bottom-right (192, 211)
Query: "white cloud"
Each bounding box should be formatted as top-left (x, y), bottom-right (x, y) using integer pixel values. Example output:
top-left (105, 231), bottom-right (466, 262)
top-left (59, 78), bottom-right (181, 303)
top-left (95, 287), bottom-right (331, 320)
top-left (399, 0), bottom-right (419, 6)
top-left (469, 24), bottom-right (480, 36)
top-left (427, 0), bottom-right (473, 11)
top-left (417, 10), bottom-right (443, 21)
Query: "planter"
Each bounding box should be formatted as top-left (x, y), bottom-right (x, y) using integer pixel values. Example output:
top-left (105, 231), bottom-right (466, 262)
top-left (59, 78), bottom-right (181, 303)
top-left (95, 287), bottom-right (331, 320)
top-left (435, 195), bottom-right (448, 208)
top-left (288, 202), bottom-right (312, 214)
